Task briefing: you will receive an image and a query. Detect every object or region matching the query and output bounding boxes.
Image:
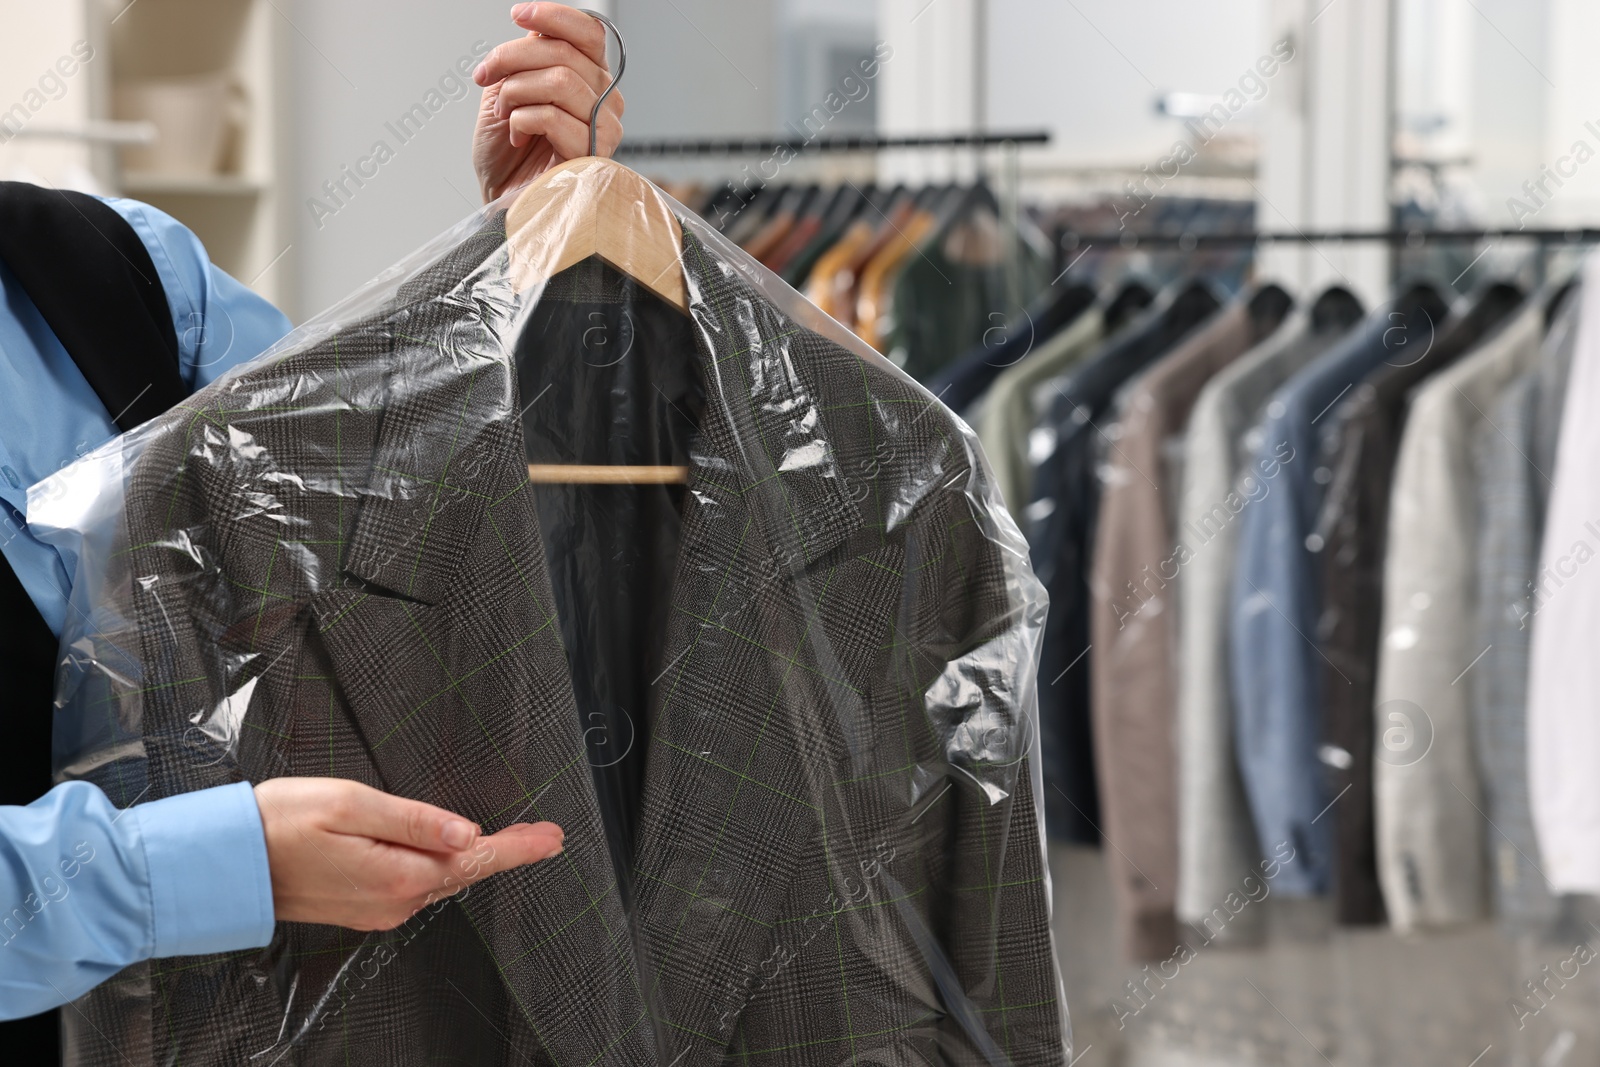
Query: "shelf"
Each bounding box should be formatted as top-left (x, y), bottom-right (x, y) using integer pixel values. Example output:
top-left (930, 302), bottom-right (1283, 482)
top-left (120, 173), bottom-right (265, 197)
top-left (95, 0), bottom-right (293, 313)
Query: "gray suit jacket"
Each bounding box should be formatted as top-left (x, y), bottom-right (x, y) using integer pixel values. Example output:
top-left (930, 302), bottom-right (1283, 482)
top-left (1471, 286), bottom-right (1579, 925)
top-left (62, 217), bottom-right (1063, 1065)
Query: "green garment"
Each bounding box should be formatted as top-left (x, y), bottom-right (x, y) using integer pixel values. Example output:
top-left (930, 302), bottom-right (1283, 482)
top-left (884, 232), bottom-right (1052, 383)
top-left (975, 307), bottom-right (1105, 514)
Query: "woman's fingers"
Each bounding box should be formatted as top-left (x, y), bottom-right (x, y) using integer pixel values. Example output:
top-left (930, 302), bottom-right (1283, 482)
top-left (493, 66), bottom-right (598, 124)
top-left (392, 824), bottom-right (565, 922)
top-left (465, 823), bottom-right (566, 883)
top-left (470, 2), bottom-right (626, 196)
top-left (302, 778), bottom-right (482, 854)
top-left (513, 2), bottom-right (610, 70)
top-left (475, 35), bottom-right (610, 95)
top-left (507, 102), bottom-right (623, 157)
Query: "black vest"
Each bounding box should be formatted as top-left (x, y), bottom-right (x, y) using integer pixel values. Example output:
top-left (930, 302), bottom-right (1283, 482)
top-left (0, 181), bottom-right (187, 1055)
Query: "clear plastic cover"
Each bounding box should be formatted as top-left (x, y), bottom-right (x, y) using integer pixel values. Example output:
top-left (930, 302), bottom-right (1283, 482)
top-left (32, 162), bottom-right (1064, 1065)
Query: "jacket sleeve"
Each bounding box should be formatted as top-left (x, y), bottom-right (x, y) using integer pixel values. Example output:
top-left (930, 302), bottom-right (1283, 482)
top-left (914, 441), bottom-right (1065, 1066)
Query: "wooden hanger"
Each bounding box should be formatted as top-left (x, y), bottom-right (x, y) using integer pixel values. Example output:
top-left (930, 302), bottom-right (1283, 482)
top-left (506, 156), bottom-right (688, 315)
top-left (504, 10), bottom-right (689, 485)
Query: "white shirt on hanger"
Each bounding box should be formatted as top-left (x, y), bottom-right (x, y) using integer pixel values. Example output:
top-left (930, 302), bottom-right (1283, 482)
top-left (1529, 252), bottom-right (1600, 893)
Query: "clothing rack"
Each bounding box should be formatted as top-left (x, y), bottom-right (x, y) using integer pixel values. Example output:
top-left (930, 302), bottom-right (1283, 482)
top-left (616, 130), bottom-right (1050, 158)
top-left (1057, 227), bottom-right (1600, 248)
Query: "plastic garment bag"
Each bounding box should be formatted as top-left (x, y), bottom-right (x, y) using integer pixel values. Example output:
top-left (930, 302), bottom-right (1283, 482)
top-left (32, 164), bottom-right (1064, 1066)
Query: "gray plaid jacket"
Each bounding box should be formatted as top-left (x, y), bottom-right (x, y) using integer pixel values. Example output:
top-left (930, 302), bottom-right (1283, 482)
top-left (64, 215), bottom-right (1063, 1065)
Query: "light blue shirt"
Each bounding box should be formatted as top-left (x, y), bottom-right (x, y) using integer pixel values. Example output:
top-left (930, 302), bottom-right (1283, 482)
top-left (0, 196), bottom-right (290, 1019)
top-left (0, 197), bottom-right (291, 636)
top-left (0, 781), bottom-right (274, 1018)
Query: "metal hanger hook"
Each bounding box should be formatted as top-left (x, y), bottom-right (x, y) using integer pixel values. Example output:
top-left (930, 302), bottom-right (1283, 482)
top-left (577, 9), bottom-right (626, 158)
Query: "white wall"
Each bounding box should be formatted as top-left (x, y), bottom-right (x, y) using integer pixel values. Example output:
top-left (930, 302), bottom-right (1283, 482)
top-left (986, 0), bottom-right (1269, 170)
top-left (876, 0), bottom-right (983, 184)
top-left (1395, 0), bottom-right (1474, 162)
top-left (0, 0), bottom-right (99, 191)
top-left (286, 0), bottom-right (521, 318)
top-left (1257, 0), bottom-right (1393, 306)
top-left (1468, 0), bottom-right (1550, 227)
top-left (286, 0), bottom-right (780, 319)
top-left (610, 0), bottom-right (777, 139)
top-left (877, 0), bottom-right (1272, 189)
top-left (1533, 0), bottom-right (1600, 229)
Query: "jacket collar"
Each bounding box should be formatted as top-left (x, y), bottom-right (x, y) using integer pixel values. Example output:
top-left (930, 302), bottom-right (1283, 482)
top-left (345, 223), bottom-right (864, 606)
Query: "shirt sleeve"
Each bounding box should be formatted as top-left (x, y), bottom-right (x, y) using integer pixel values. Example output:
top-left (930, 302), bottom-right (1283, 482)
top-left (0, 781), bottom-right (274, 1021)
top-left (100, 197), bottom-right (293, 388)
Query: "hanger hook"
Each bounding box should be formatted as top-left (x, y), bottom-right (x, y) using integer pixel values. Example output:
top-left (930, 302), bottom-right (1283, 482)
top-left (578, 9), bottom-right (626, 158)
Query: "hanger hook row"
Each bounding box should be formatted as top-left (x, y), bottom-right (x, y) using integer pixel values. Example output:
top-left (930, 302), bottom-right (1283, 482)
top-left (578, 9), bottom-right (626, 158)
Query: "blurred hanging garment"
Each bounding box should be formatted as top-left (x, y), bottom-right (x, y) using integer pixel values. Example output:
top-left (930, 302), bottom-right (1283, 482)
top-left (1087, 284), bottom-right (1292, 961)
top-left (1471, 284), bottom-right (1580, 928)
top-left (785, 185), bottom-right (894, 289)
top-left (806, 187), bottom-right (920, 328)
top-left (1530, 255), bottom-right (1600, 895)
top-left (974, 284), bottom-right (1156, 516)
top-left (30, 178), bottom-right (1064, 1065)
top-left (1372, 293), bottom-right (1543, 930)
top-left (1175, 288), bottom-right (1364, 935)
top-left (742, 184), bottom-right (815, 263)
top-left (928, 283), bottom-right (1099, 418)
top-left (1228, 284), bottom-right (1449, 898)
top-left (883, 198), bottom-right (1051, 382)
top-left (763, 184), bottom-right (857, 276)
top-left (1313, 282), bottom-right (1526, 926)
top-left (977, 308), bottom-right (1106, 512)
top-left (853, 191), bottom-right (945, 351)
top-left (723, 184), bottom-right (781, 247)
top-left (1024, 280), bottom-right (1223, 844)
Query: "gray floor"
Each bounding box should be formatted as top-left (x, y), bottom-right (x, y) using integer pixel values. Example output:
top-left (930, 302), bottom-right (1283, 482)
top-left (1048, 844), bottom-right (1600, 1067)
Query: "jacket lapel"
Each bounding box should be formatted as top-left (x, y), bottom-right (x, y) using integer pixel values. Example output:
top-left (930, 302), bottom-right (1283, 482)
top-left (632, 233), bottom-right (880, 1051)
top-left (306, 235), bottom-right (652, 1060)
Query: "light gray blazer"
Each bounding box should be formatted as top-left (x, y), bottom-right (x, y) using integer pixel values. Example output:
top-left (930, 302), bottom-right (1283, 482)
top-left (1374, 300), bottom-right (1542, 930)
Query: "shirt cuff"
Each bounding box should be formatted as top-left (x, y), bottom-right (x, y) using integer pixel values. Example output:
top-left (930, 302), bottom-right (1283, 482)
top-left (134, 781), bottom-right (275, 957)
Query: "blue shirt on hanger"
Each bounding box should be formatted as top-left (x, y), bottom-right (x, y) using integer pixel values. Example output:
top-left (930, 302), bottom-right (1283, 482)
top-left (0, 197), bottom-right (289, 1019)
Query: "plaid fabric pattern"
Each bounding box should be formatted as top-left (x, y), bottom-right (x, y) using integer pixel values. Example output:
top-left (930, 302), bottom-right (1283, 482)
top-left (63, 216), bottom-right (1063, 1065)
top-left (1469, 287), bottom-right (1579, 927)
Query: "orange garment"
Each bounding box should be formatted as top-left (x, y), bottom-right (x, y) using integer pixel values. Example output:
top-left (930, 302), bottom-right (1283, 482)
top-left (743, 209), bottom-right (798, 262)
top-left (763, 214), bottom-right (822, 274)
top-left (805, 197), bottom-right (916, 328)
top-left (854, 209), bottom-right (936, 352)
top-left (804, 221), bottom-right (874, 326)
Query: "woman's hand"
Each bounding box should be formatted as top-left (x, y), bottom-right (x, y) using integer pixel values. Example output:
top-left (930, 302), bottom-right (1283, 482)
top-left (255, 777), bottom-right (563, 931)
top-left (472, 2), bottom-right (626, 203)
